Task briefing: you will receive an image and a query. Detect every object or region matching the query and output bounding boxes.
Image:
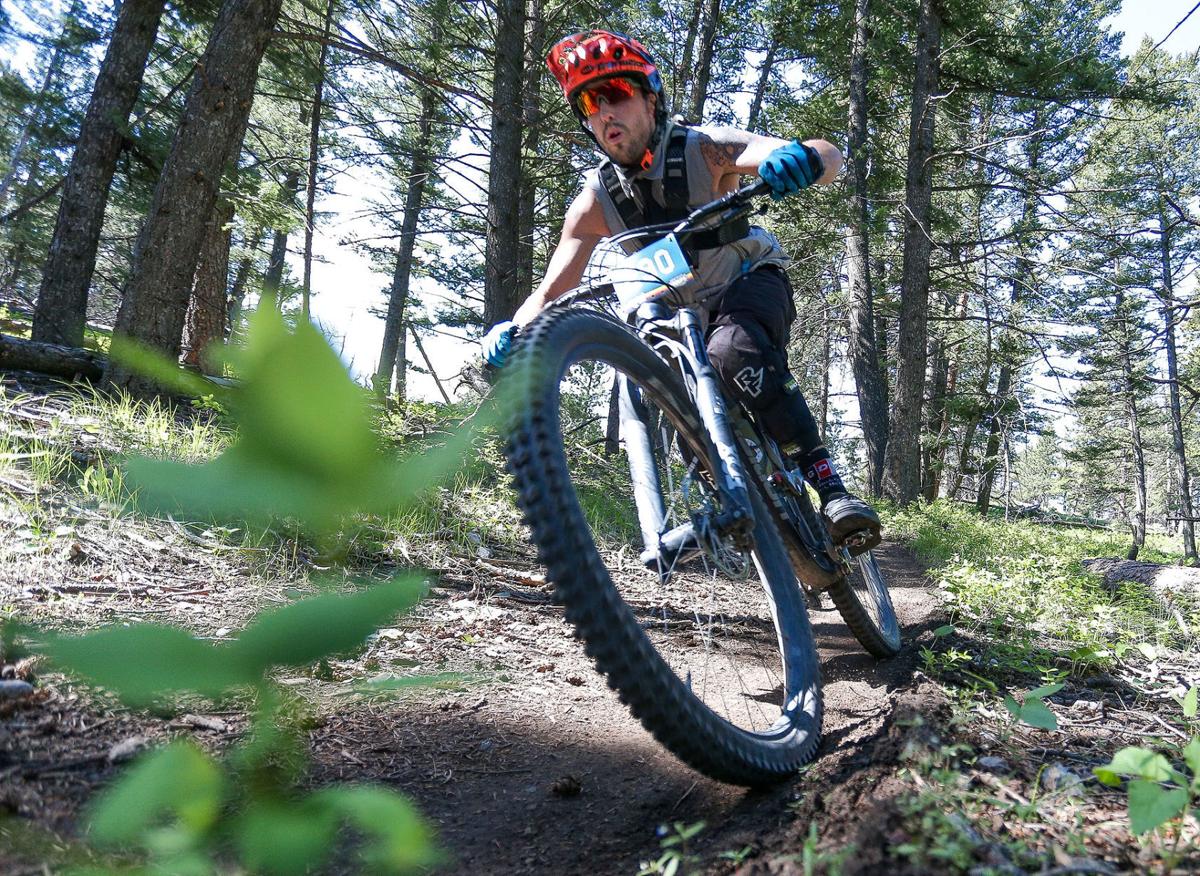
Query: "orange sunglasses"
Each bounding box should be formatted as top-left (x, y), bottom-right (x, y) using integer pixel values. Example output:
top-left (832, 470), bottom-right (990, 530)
top-left (575, 77), bottom-right (640, 116)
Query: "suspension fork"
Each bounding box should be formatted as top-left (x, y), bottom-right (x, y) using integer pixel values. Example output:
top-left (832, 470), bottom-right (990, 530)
top-left (618, 304), bottom-right (758, 552)
top-left (675, 308), bottom-right (757, 544)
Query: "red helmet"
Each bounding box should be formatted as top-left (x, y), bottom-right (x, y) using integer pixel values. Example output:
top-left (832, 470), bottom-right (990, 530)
top-left (546, 30), bottom-right (664, 118)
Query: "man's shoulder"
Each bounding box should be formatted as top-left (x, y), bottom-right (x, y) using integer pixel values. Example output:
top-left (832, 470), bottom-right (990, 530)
top-left (689, 124), bottom-right (755, 144)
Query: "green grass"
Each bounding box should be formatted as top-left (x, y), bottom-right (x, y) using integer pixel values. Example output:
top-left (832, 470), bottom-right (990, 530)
top-left (886, 501), bottom-right (1190, 657)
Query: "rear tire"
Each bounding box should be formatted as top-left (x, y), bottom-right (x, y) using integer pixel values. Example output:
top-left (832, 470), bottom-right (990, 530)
top-left (503, 308), bottom-right (822, 785)
top-left (827, 550), bottom-right (901, 658)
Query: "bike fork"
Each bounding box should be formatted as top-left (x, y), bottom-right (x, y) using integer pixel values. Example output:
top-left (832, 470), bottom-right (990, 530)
top-left (676, 308), bottom-right (757, 546)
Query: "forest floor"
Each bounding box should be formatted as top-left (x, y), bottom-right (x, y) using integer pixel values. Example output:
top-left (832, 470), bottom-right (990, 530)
top-left (1, 373), bottom-right (1198, 874)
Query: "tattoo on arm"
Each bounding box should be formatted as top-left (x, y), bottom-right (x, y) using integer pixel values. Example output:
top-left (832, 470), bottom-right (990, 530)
top-left (698, 132), bottom-right (742, 170)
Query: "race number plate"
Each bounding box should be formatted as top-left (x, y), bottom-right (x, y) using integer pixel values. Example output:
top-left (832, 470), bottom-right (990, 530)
top-left (609, 234), bottom-right (694, 314)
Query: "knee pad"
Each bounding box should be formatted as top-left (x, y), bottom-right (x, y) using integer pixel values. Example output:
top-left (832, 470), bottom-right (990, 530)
top-left (707, 319), bottom-right (821, 453)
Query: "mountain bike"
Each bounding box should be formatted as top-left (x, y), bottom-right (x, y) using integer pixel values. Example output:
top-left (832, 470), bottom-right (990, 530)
top-left (501, 181), bottom-right (900, 786)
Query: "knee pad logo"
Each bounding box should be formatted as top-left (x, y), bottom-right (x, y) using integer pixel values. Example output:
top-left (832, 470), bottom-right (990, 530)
top-left (734, 366), bottom-right (764, 397)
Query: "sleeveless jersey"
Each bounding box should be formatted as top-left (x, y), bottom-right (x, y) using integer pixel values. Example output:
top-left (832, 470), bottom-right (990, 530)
top-left (585, 122), bottom-right (789, 302)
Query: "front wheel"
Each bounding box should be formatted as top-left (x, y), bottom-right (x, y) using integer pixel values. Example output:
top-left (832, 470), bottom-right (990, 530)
top-left (503, 308), bottom-right (822, 786)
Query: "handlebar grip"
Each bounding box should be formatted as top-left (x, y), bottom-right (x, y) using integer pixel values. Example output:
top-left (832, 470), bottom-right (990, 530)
top-left (740, 179), bottom-right (774, 199)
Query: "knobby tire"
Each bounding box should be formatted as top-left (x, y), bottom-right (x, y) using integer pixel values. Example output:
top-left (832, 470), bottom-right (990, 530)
top-left (503, 308), bottom-right (822, 786)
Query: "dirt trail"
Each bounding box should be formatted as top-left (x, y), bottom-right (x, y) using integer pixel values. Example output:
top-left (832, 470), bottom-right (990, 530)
top-left (2, 524), bottom-right (941, 875)
top-left (306, 543), bottom-right (943, 874)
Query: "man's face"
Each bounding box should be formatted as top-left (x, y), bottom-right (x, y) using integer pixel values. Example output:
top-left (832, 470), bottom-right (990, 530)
top-left (580, 78), bottom-right (657, 166)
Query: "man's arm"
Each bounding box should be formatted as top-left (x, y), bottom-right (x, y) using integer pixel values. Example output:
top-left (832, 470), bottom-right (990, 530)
top-left (511, 185), bottom-right (610, 326)
top-left (695, 126), bottom-right (843, 191)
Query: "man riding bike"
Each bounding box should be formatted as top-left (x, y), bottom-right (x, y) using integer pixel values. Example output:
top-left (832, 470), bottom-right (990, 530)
top-left (482, 29), bottom-right (881, 562)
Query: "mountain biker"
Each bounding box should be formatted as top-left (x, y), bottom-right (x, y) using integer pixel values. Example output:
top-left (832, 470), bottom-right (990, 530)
top-left (482, 29), bottom-right (881, 559)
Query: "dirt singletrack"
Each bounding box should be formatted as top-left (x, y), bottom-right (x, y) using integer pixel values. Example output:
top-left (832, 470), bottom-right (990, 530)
top-left (303, 542), bottom-right (944, 874)
top-left (1, 496), bottom-right (942, 875)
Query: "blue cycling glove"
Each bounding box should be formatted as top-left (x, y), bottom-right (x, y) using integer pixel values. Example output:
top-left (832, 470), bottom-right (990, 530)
top-left (482, 320), bottom-right (518, 368)
top-left (758, 141), bottom-right (824, 201)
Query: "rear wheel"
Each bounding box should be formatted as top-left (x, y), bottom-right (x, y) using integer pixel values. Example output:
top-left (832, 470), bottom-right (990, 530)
top-left (827, 550), bottom-right (901, 658)
top-left (503, 308), bottom-right (822, 785)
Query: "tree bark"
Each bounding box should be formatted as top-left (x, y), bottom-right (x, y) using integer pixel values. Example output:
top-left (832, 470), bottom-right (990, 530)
top-left (0, 333), bottom-right (104, 381)
top-left (181, 197), bottom-right (234, 372)
top-left (1118, 288), bottom-right (1148, 561)
top-left (974, 361), bottom-right (1011, 514)
top-left (481, 0), bottom-right (526, 326)
top-left (32, 0), bottom-right (167, 347)
top-left (976, 121), bottom-right (1042, 515)
top-left (374, 90), bottom-right (436, 398)
top-left (745, 29), bottom-right (778, 131)
top-left (926, 284), bottom-right (969, 501)
top-left (1156, 204), bottom-right (1198, 561)
top-left (515, 0), bottom-right (544, 307)
top-left (226, 226), bottom-right (262, 339)
top-left (263, 168), bottom-right (301, 301)
top-left (844, 0), bottom-right (888, 497)
top-left (883, 0), bottom-right (940, 505)
top-left (688, 0), bottom-right (722, 121)
top-left (107, 0), bottom-right (284, 397)
top-left (301, 0), bottom-right (336, 320)
top-left (674, 0), bottom-right (704, 116)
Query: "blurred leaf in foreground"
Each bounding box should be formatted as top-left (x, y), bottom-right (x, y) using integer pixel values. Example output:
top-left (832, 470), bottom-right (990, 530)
top-left (123, 304), bottom-right (506, 538)
top-left (44, 576), bottom-right (425, 704)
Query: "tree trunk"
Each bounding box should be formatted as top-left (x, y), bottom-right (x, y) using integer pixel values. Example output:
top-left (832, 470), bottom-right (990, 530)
top-left (0, 2), bottom-right (77, 208)
top-left (844, 0), bottom-right (887, 497)
top-left (688, 0), bottom-right (722, 121)
top-left (301, 0), bottom-right (336, 320)
top-left (1157, 205), bottom-right (1198, 562)
top-left (926, 284), bottom-right (969, 500)
top-left (883, 0), bottom-right (940, 505)
top-left (32, 0), bottom-right (166, 347)
top-left (974, 362), bottom-right (1011, 514)
top-left (181, 197), bottom-right (234, 372)
top-left (0, 333), bottom-right (105, 381)
top-left (1118, 289), bottom-right (1148, 561)
top-left (977, 121), bottom-right (1042, 515)
top-left (481, 0), bottom-right (526, 326)
top-left (745, 30), bottom-right (778, 131)
top-left (107, 0), bottom-right (284, 397)
top-left (922, 294), bottom-right (950, 501)
top-left (374, 90), bottom-right (436, 397)
top-left (516, 0), bottom-right (544, 306)
top-left (263, 168), bottom-right (301, 300)
top-left (226, 226), bottom-right (262, 339)
top-left (674, 0), bottom-right (705, 116)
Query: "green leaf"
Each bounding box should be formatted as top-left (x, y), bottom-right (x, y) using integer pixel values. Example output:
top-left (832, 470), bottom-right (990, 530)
top-left (1127, 779), bottom-right (1188, 835)
top-left (1178, 685), bottom-right (1198, 719)
top-left (123, 304), bottom-right (513, 541)
top-left (1018, 699), bottom-right (1058, 730)
top-left (1025, 682), bottom-right (1064, 700)
top-left (235, 800), bottom-right (338, 875)
top-left (88, 742), bottom-right (223, 846)
top-left (933, 624), bottom-right (954, 637)
top-left (227, 576), bottom-right (426, 674)
top-left (1182, 737), bottom-right (1200, 784)
top-left (1097, 747), bottom-right (1177, 783)
top-left (315, 786), bottom-right (440, 871)
top-left (1136, 642), bottom-right (1158, 662)
top-left (1002, 695), bottom-right (1022, 721)
top-left (44, 624), bottom-right (249, 704)
top-left (108, 336), bottom-right (233, 406)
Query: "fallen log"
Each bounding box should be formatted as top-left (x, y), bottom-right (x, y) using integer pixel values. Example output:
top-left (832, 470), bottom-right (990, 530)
top-left (1082, 557), bottom-right (1198, 634)
top-left (0, 333), bottom-right (104, 381)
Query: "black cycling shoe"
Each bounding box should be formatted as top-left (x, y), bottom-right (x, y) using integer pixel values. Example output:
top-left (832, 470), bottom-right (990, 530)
top-left (821, 492), bottom-right (882, 556)
top-left (640, 521), bottom-right (702, 572)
